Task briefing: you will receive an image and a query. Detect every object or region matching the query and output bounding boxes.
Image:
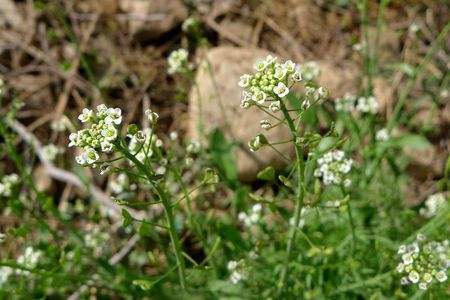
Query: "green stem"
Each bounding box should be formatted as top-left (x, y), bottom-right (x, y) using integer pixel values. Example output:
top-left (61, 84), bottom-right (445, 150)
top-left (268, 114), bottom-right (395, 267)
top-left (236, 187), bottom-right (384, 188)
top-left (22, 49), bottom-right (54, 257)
top-left (277, 100), bottom-right (306, 294)
top-left (115, 142), bottom-right (187, 290)
top-left (346, 200), bottom-right (357, 254)
top-left (157, 187), bottom-right (187, 291)
top-left (172, 169), bottom-right (218, 272)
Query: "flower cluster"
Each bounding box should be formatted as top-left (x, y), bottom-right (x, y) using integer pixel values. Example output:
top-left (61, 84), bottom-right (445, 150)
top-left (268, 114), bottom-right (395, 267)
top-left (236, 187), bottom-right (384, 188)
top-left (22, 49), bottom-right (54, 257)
top-left (335, 94), bottom-right (379, 114)
top-left (396, 235), bottom-right (449, 290)
top-left (298, 61), bottom-right (320, 82)
top-left (375, 128), bottom-right (390, 142)
top-left (128, 128), bottom-right (161, 163)
top-left (238, 204), bottom-right (263, 227)
top-left (0, 266), bottom-right (13, 287)
top-left (227, 260), bottom-right (246, 284)
top-left (42, 144), bottom-right (64, 162)
top-left (419, 193), bottom-right (447, 219)
top-left (239, 55), bottom-right (309, 109)
top-left (17, 246), bottom-right (42, 275)
top-left (50, 116), bottom-right (70, 132)
top-left (314, 150), bottom-right (353, 186)
top-left (167, 49), bottom-right (192, 75)
top-left (0, 173), bottom-right (19, 197)
top-left (110, 173), bottom-right (136, 195)
top-left (68, 105), bottom-right (122, 166)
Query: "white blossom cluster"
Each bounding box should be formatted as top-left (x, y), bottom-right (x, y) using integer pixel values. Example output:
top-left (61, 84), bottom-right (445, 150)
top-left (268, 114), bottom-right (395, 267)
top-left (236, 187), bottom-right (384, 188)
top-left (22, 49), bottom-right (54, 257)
top-left (128, 128), bottom-right (162, 163)
top-left (0, 173), bottom-right (19, 197)
top-left (17, 246), bottom-right (42, 275)
top-left (375, 128), bottom-right (390, 142)
top-left (109, 173), bottom-right (135, 195)
top-left (68, 105), bottom-right (122, 165)
top-left (238, 204), bottom-right (262, 227)
top-left (314, 150), bottom-right (353, 186)
top-left (42, 144), bottom-right (64, 162)
top-left (239, 55), bottom-right (323, 110)
top-left (84, 227), bottom-right (109, 257)
top-left (298, 61), bottom-right (320, 82)
top-left (167, 49), bottom-right (192, 75)
top-left (335, 94), bottom-right (379, 114)
top-left (396, 235), bottom-right (449, 290)
top-left (227, 260), bottom-right (246, 284)
top-left (0, 266), bottom-right (13, 287)
top-left (50, 116), bottom-right (71, 132)
top-left (0, 246), bottom-right (42, 284)
top-left (419, 193), bottom-right (447, 219)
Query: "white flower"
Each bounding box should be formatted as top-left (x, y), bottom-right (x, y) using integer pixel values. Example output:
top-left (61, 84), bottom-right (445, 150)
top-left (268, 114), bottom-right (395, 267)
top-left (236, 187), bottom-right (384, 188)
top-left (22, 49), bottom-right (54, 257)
top-left (84, 148), bottom-right (99, 164)
top-left (75, 154), bottom-right (86, 165)
top-left (269, 101), bottom-right (281, 112)
top-left (167, 48), bottom-right (190, 74)
top-left (101, 141), bottom-right (113, 153)
top-left (68, 133), bottom-right (78, 147)
top-left (238, 74), bottom-right (251, 88)
top-left (398, 245), bottom-right (406, 255)
top-left (227, 261), bottom-right (238, 270)
top-left (402, 253), bottom-right (413, 265)
top-left (423, 273), bottom-right (432, 283)
top-left (260, 119), bottom-right (271, 130)
top-left (408, 271), bottom-right (420, 283)
top-left (283, 60), bottom-right (296, 72)
top-left (376, 128), bottom-right (389, 141)
top-left (96, 104), bottom-right (107, 113)
top-left (291, 67), bottom-right (302, 82)
top-left (435, 271), bottom-right (447, 282)
top-left (396, 263), bottom-right (405, 273)
top-left (78, 108), bottom-right (93, 123)
top-left (273, 82), bottom-right (289, 98)
top-left (145, 109), bottom-right (159, 124)
top-left (186, 140), bottom-right (201, 154)
top-left (42, 144), bottom-right (63, 162)
top-left (230, 271), bottom-right (243, 284)
top-left (105, 108), bottom-right (122, 125)
top-left (314, 150), bottom-right (352, 186)
top-left (420, 193), bottom-right (447, 218)
top-left (252, 90), bottom-right (267, 104)
top-left (17, 246), bottom-right (41, 274)
top-left (254, 59), bottom-right (268, 71)
top-left (0, 266), bottom-right (13, 285)
top-left (156, 166), bottom-right (166, 175)
top-left (356, 96), bottom-right (379, 114)
top-left (170, 131), bottom-right (178, 141)
top-left (155, 139), bottom-right (163, 147)
top-left (101, 126), bottom-right (118, 141)
top-left (418, 282), bottom-right (428, 290)
top-left (274, 65), bottom-right (288, 80)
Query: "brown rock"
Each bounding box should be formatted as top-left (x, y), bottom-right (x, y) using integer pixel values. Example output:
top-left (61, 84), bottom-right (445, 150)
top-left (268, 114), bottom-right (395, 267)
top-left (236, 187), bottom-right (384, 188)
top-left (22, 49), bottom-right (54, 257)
top-left (315, 61), bottom-right (358, 98)
top-left (119, 0), bottom-right (187, 41)
top-left (188, 47), bottom-right (361, 181)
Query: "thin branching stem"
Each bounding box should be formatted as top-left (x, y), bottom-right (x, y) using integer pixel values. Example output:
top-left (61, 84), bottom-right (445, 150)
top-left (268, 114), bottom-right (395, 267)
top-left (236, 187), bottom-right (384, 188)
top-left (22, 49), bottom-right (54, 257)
top-left (277, 99), bottom-right (306, 294)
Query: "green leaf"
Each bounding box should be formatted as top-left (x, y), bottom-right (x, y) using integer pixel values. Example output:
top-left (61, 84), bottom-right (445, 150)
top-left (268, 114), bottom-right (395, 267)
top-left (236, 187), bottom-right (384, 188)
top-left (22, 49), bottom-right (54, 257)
top-left (208, 129), bottom-right (238, 188)
top-left (122, 209), bottom-right (133, 227)
top-left (394, 134), bottom-right (431, 149)
top-left (132, 279), bottom-right (154, 290)
top-left (257, 166), bottom-right (275, 181)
